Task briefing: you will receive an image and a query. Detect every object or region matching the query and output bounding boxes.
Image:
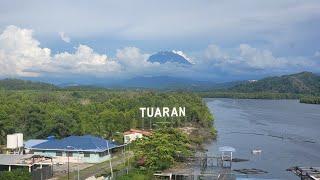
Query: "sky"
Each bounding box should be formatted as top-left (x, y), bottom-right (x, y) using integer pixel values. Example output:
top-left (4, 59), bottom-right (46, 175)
top-left (0, 0), bottom-right (320, 84)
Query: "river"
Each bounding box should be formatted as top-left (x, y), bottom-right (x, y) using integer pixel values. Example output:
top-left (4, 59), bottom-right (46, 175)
top-left (205, 98), bottom-right (320, 180)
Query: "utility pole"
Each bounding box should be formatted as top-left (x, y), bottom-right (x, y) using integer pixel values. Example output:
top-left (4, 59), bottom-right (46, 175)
top-left (107, 141), bottom-right (113, 178)
top-left (67, 151), bottom-right (70, 180)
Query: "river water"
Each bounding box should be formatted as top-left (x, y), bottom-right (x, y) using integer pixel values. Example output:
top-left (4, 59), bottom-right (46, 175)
top-left (205, 98), bottom-right (320, 180)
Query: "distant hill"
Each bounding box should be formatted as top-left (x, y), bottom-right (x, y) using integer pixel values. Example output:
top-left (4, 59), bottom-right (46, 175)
top-left (117, 76), bottom-right (217, 90)
top-left (148, 51), bottom-right (192, 65)
top-left (230, 72), bottom-right (320, 95)
top-left (0, 79), bottom-right (58, 90)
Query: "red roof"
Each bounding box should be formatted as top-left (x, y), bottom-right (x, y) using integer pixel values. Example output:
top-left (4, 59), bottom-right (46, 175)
top-left (123, 129), bottom-right (152, 136)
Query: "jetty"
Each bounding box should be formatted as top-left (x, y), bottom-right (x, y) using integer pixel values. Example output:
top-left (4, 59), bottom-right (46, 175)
top-left (288, 166), bottom-right (320, 180)
top-left (154, 147), bottom-right (239, 180)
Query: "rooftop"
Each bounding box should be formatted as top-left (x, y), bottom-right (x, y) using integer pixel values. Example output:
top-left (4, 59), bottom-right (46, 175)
top-left (123, 129), bottom-right (152, 136)
top-left (30, 135), bottom-right (118, 152)
top-left (24, 139), bottom-right (48, 149)
top-left (0, 154), bottom-right (52, 166)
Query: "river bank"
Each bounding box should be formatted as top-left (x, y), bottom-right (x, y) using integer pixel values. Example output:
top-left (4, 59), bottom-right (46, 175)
top-left (198, 91), bottom-right (320, 105)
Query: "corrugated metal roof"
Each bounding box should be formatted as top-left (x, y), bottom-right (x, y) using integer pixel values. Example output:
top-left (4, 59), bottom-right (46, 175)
top-left (0, 154), bottom-right (33, 165)
top-left (24, 139), bottom-right (48, 148)
top-left (30, 135), bottom-right (118, 152)
top-left (219, 146), bottom-right (236, 152)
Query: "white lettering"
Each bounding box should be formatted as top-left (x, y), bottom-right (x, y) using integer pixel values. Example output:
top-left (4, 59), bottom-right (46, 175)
top-left (154, 107), bottom-right (162, 117)
top-left (171, 107), bottom-right (178, 117)
top-left (140, 107), bottom-right (186, 118)
top-left (147, 107), bottom-right (154, 117)
top-left (140, 107), bottom-right (146, 118)
top-left (179, 107), bottom-right (185, 117)
top-left (163, 107), bottom-right (170, 117)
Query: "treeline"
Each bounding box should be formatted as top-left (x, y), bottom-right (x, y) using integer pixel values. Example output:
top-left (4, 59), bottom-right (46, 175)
top-left (0, 79), bottom-right (58, 91)
top-left (0, 90), bottom-right (213, 144)
top-left (198, 91), bottom-right (301, 99)
top-left (198, 91), bottom-right (320, 104)
top-left (300, 96), bottom-right (320, 104)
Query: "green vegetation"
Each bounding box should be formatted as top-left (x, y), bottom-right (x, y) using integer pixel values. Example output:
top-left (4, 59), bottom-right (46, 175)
top-left (0, 79), bottom-right (57, 91)
top-left (199, 72), bottom-right (320, 104)
top-left (0, 90), bottom-right (214, 145)
top-left (229, 72), bottom-right (320, 95)
top-left (300, 96), bottom-right (320, 104)
top-left (0, 169), bottom-right (31, 180)
top-left (116, 169), bottom-right (153, 180)
top-left (134, 128), bottom-right (192, 170)
top-left (199, 91), bottom-right (301, 99)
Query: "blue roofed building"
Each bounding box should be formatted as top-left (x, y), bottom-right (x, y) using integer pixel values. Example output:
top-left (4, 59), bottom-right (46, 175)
top-left (28, 135), bottom-right (119, 163)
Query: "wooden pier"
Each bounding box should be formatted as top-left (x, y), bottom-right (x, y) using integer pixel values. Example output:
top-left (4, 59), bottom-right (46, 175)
top-left (288, 166), bottom-right (320, 180)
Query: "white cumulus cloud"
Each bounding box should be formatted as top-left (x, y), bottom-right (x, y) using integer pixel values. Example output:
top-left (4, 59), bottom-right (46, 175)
top-left (58, 32), bottom-right (71, 43)
top-left (0, 26), bottom-right (121, 77)
top-left (0, 25), bottom-right (51, 77)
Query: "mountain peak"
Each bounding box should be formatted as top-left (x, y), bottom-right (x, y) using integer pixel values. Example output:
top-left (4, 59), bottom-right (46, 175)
top-left (148, 51), bottom-right (192, 65)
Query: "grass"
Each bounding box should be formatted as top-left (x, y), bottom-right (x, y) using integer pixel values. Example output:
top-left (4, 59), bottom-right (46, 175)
top-left (57, 153), bottom-right (131, 180)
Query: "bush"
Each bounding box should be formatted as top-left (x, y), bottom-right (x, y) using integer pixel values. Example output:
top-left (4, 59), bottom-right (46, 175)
top-left (134, 128), bottom-right (192, 170)
top-left (0, 169), bottom-right (31, 180)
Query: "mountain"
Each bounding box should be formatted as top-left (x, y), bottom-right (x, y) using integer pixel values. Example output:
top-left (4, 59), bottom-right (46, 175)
top-left (0, 79), bottom-right (58, 90)
top-left (116, 76), bottom-right (216, 90)
top-left (229, 72), bottom-right (320, 94)
top-left (148, 51), bottom-right (192, 65)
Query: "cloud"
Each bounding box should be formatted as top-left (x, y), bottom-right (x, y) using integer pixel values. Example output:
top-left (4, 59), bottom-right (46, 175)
top-left (0, 26), bottom-right (120, 78)
top-left (116, 47), bottom-right (150, 68)
top-left (238, 44), bottom-right (287, 69)
top-left (204, 44), bottom-right (229, 61)
top-left (0, 25), bottom-right (319, 82)
top-left (200, 44), bottom-right (319, 76)
top-left (0, 25), bottom-right (51, 77)
top-left (58, 32), bottom-right (71, 43)
top-left (50, 45), bottom-right (121, 76)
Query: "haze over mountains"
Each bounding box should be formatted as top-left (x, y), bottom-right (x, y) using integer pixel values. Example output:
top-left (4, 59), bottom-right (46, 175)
top-left (1, 72), bottom-right (319, 95)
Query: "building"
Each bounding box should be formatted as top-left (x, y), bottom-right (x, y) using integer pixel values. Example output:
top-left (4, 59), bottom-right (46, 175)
top-left (123, 129), bottom-right (152, 144)
top-left (28, 135), bottom-right (119, 163)
top-left (24, 139), bottom-right (48, 153)
top-left (0, 154), bottom-right (53, 179)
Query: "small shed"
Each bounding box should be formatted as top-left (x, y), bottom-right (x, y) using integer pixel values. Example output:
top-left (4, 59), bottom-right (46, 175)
top-left (123, 129), bottom-right (152, 144)
top-left (219, 146), bottom-right (236, 168)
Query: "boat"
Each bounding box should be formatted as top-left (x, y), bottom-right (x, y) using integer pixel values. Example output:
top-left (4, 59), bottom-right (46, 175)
top-left (251, 149), bottom-right (262, 154)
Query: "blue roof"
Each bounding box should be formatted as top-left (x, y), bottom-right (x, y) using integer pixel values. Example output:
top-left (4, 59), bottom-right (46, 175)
top-left (24, 139), bottom-right (48, 149)
top-left (31, 135), bottom-right (118, 152)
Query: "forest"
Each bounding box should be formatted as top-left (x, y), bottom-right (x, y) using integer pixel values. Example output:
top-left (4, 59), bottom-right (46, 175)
top-left (0, 90), bottom-right (214, 145)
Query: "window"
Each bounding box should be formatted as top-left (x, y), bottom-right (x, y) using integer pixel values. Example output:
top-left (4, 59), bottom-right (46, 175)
top-left (99, 151), bottom-right (106, 157)
top-left (84, 152), bottom-right (90, 157)
top-left (66, 152), bottom-right (73, 157)
top-left (56, 151), bottom-right (62, 156)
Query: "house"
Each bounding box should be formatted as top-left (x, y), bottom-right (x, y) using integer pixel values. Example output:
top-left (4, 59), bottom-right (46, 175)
top-left (123, 129), bottom-right (152, 144)
top-left (24, 139), bottom-right (48, 153)
top-left (28, 135), bottom-right (119, 163)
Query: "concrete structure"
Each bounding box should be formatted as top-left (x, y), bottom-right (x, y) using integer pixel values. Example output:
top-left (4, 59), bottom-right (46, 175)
top-left (6, 133), bottom-right (23, 149)
top-left (0, 154), bottom-right (53, 173)
top-left (123, 129), bottom-right (152, 144)
top-left (27, 135), bottom-right (119, 164)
